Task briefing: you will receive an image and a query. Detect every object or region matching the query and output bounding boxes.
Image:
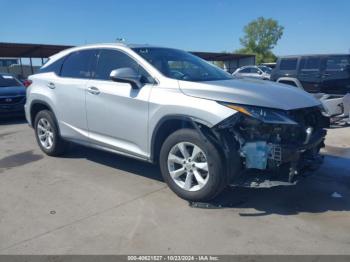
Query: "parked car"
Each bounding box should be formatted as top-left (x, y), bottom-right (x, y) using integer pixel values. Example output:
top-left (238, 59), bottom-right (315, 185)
top-left (25, 44), bottom-right (328, 201)
top-left (271, 55), bottom-right (350, 123)
top-left (0, 73), bottom-right (26, 118)
top-left (270, 54), bottom-right (350, 95)
top-left (232, 65), bottom-right (271, 80)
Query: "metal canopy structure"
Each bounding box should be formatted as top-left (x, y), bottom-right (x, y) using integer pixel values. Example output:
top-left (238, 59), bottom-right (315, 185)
top-left (0, 42), bottom-right (254, 61)
top-left (0, 42), bottom-right (255, 77)
top-left (0, 42), bottom-right (73, 58)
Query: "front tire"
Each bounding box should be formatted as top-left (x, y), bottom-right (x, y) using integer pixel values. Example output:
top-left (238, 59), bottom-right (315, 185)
top-left (159, 128), bottom-right (227, 201)
top-left (34, 110), bottom-right (67, 156)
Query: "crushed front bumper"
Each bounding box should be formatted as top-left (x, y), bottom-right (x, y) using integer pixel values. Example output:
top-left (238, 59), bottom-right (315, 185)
top-left (240, 128), bottom-right (326, 172)
top-left (279, 128), bottom-right (326, 164)
top-left (211, 106), bottom-right (329, 185)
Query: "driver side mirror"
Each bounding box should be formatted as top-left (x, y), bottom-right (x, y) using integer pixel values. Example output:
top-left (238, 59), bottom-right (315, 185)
top-left (257, 70), bottom-right (263, 75)
top-left (110, 67), bottom-right (142, 89)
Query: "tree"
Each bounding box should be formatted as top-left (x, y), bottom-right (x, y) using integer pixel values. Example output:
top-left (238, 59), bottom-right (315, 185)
top-left (237, 17), bottom-right (284, 64)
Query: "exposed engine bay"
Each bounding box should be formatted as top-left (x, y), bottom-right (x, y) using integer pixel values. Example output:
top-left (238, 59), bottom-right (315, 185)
top-left (211, 105), bottom-right (330, 187)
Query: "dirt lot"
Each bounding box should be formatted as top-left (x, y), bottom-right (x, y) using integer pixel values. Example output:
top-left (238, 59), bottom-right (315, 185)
top-left (0, 118), bottom-right (349, 254)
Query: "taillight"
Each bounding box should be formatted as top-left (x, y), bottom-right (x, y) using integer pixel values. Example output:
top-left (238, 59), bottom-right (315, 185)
top-left (23, 79), bottom-right (32, 88)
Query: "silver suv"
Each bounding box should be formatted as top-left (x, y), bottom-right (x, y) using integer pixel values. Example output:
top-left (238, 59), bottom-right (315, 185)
top-left (25, 43), bottom-right (329, 201)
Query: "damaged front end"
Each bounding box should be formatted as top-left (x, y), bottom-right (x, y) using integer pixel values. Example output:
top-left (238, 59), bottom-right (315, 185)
top-left (211, 104), bottom-right (330, 186)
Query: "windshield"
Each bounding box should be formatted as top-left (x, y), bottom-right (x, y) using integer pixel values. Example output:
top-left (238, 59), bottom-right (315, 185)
top-left (132, 47), bottom-right (233, 82)
top-left (0, 74), bottom-right (22, 88)
top-left (258, 66), bottom-right (272, 74)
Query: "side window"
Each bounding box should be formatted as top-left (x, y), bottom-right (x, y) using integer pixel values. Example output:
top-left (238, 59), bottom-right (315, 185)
top-left (250, 68), bottom-right (260, 74)
top-left (240, 68), bottom-right (251, 73)
top-left (94, 49), bottom-right (139, 80)
top-left (326, 56), bottom-right (350, 71)
top-left (280, 58), bottom-right (298, 70)
top-left (61, 50), bottom-right (95, 79)
top-left (300, 57), bottom-right (321, 71)
top-left (39, 57), bottom-right (65, 75)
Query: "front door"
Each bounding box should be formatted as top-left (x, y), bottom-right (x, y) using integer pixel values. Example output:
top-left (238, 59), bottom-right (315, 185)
top-left (85, 49), bottom-right (153, 159)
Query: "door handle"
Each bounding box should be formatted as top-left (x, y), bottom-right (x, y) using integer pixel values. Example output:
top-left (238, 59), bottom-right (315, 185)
top-left (47, 82), bottom-right (55, 89)
top-left (87, 86), bottom-right (100, 95)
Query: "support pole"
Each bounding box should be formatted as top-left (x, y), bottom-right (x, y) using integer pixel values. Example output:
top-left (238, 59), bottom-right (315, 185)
top-left (29, 57), bottom-right (34, 75)
top-left (19, 58), bottom-right (24, 79)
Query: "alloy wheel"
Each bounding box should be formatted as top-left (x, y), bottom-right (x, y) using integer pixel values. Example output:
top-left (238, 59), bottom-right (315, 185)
top-left (37, 118), bottom-right (54, 150)
top-left (167, 142), bottom-right (209, 191)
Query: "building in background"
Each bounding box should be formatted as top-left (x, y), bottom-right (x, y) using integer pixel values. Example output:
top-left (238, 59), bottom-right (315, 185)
top-left (0, 58), bottom-right (19, 67)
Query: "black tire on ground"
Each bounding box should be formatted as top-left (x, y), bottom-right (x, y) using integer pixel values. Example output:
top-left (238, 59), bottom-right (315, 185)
top-left (159, 128), bottom-right (227, 202)
top-left (34, 110), bottom-right (67, 156)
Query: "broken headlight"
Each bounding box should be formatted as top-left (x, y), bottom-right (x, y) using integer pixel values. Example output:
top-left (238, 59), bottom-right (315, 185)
top-left (220, 103), bottom-right (298, 125)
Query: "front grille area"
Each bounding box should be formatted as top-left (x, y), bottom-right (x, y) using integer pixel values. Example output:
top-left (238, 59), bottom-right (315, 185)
top-left (288, 106), bottom-right (329, 129)
top-left (0, 96), bottom-right (25, 105)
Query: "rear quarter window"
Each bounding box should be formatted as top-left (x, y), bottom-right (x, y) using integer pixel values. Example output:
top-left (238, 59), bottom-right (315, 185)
top-left (279, 58), bottom-right (298, 70)
top-left (39, 57), bottom-right (65, 75)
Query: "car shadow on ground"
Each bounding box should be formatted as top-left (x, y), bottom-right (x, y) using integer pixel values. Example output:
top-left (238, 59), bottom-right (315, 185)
top-left (201, 174), bottom-right (349, 216)
top-left (62, 144), bottom-right (350, 216)
top-left (63, 144), bottom-right (163, 182)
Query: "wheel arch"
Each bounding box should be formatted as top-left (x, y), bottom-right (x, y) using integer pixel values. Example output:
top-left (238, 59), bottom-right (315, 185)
top-left (30, 100), bottom-right (61, 135)
top-left (150, 115), bottom-right (216, 164)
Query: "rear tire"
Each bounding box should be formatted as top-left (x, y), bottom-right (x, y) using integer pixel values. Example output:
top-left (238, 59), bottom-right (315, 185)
top-left (159, 128), bottom-right (227, 202)
top-left (34, 110), bottom-right (67, 156)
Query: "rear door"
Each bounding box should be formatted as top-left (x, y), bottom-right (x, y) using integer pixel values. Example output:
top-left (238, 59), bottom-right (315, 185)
top-left (85, 48), bottom-right (153, 158)
top-left (321, 55), bottom-right (350, 94)
top-left (53, 49), bottom-right (96, 141)
top-left (298, 56), bottom-right (322, 93)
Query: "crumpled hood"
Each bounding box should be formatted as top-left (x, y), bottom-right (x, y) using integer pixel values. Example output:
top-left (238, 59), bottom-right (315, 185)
top-left (179, 78), bottom-right (321, 110)
top-left (0, 86), bottom-right (26, 97)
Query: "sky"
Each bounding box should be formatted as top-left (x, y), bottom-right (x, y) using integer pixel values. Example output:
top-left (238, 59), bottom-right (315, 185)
top-left (1, 0), bottom-right (349, 55)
